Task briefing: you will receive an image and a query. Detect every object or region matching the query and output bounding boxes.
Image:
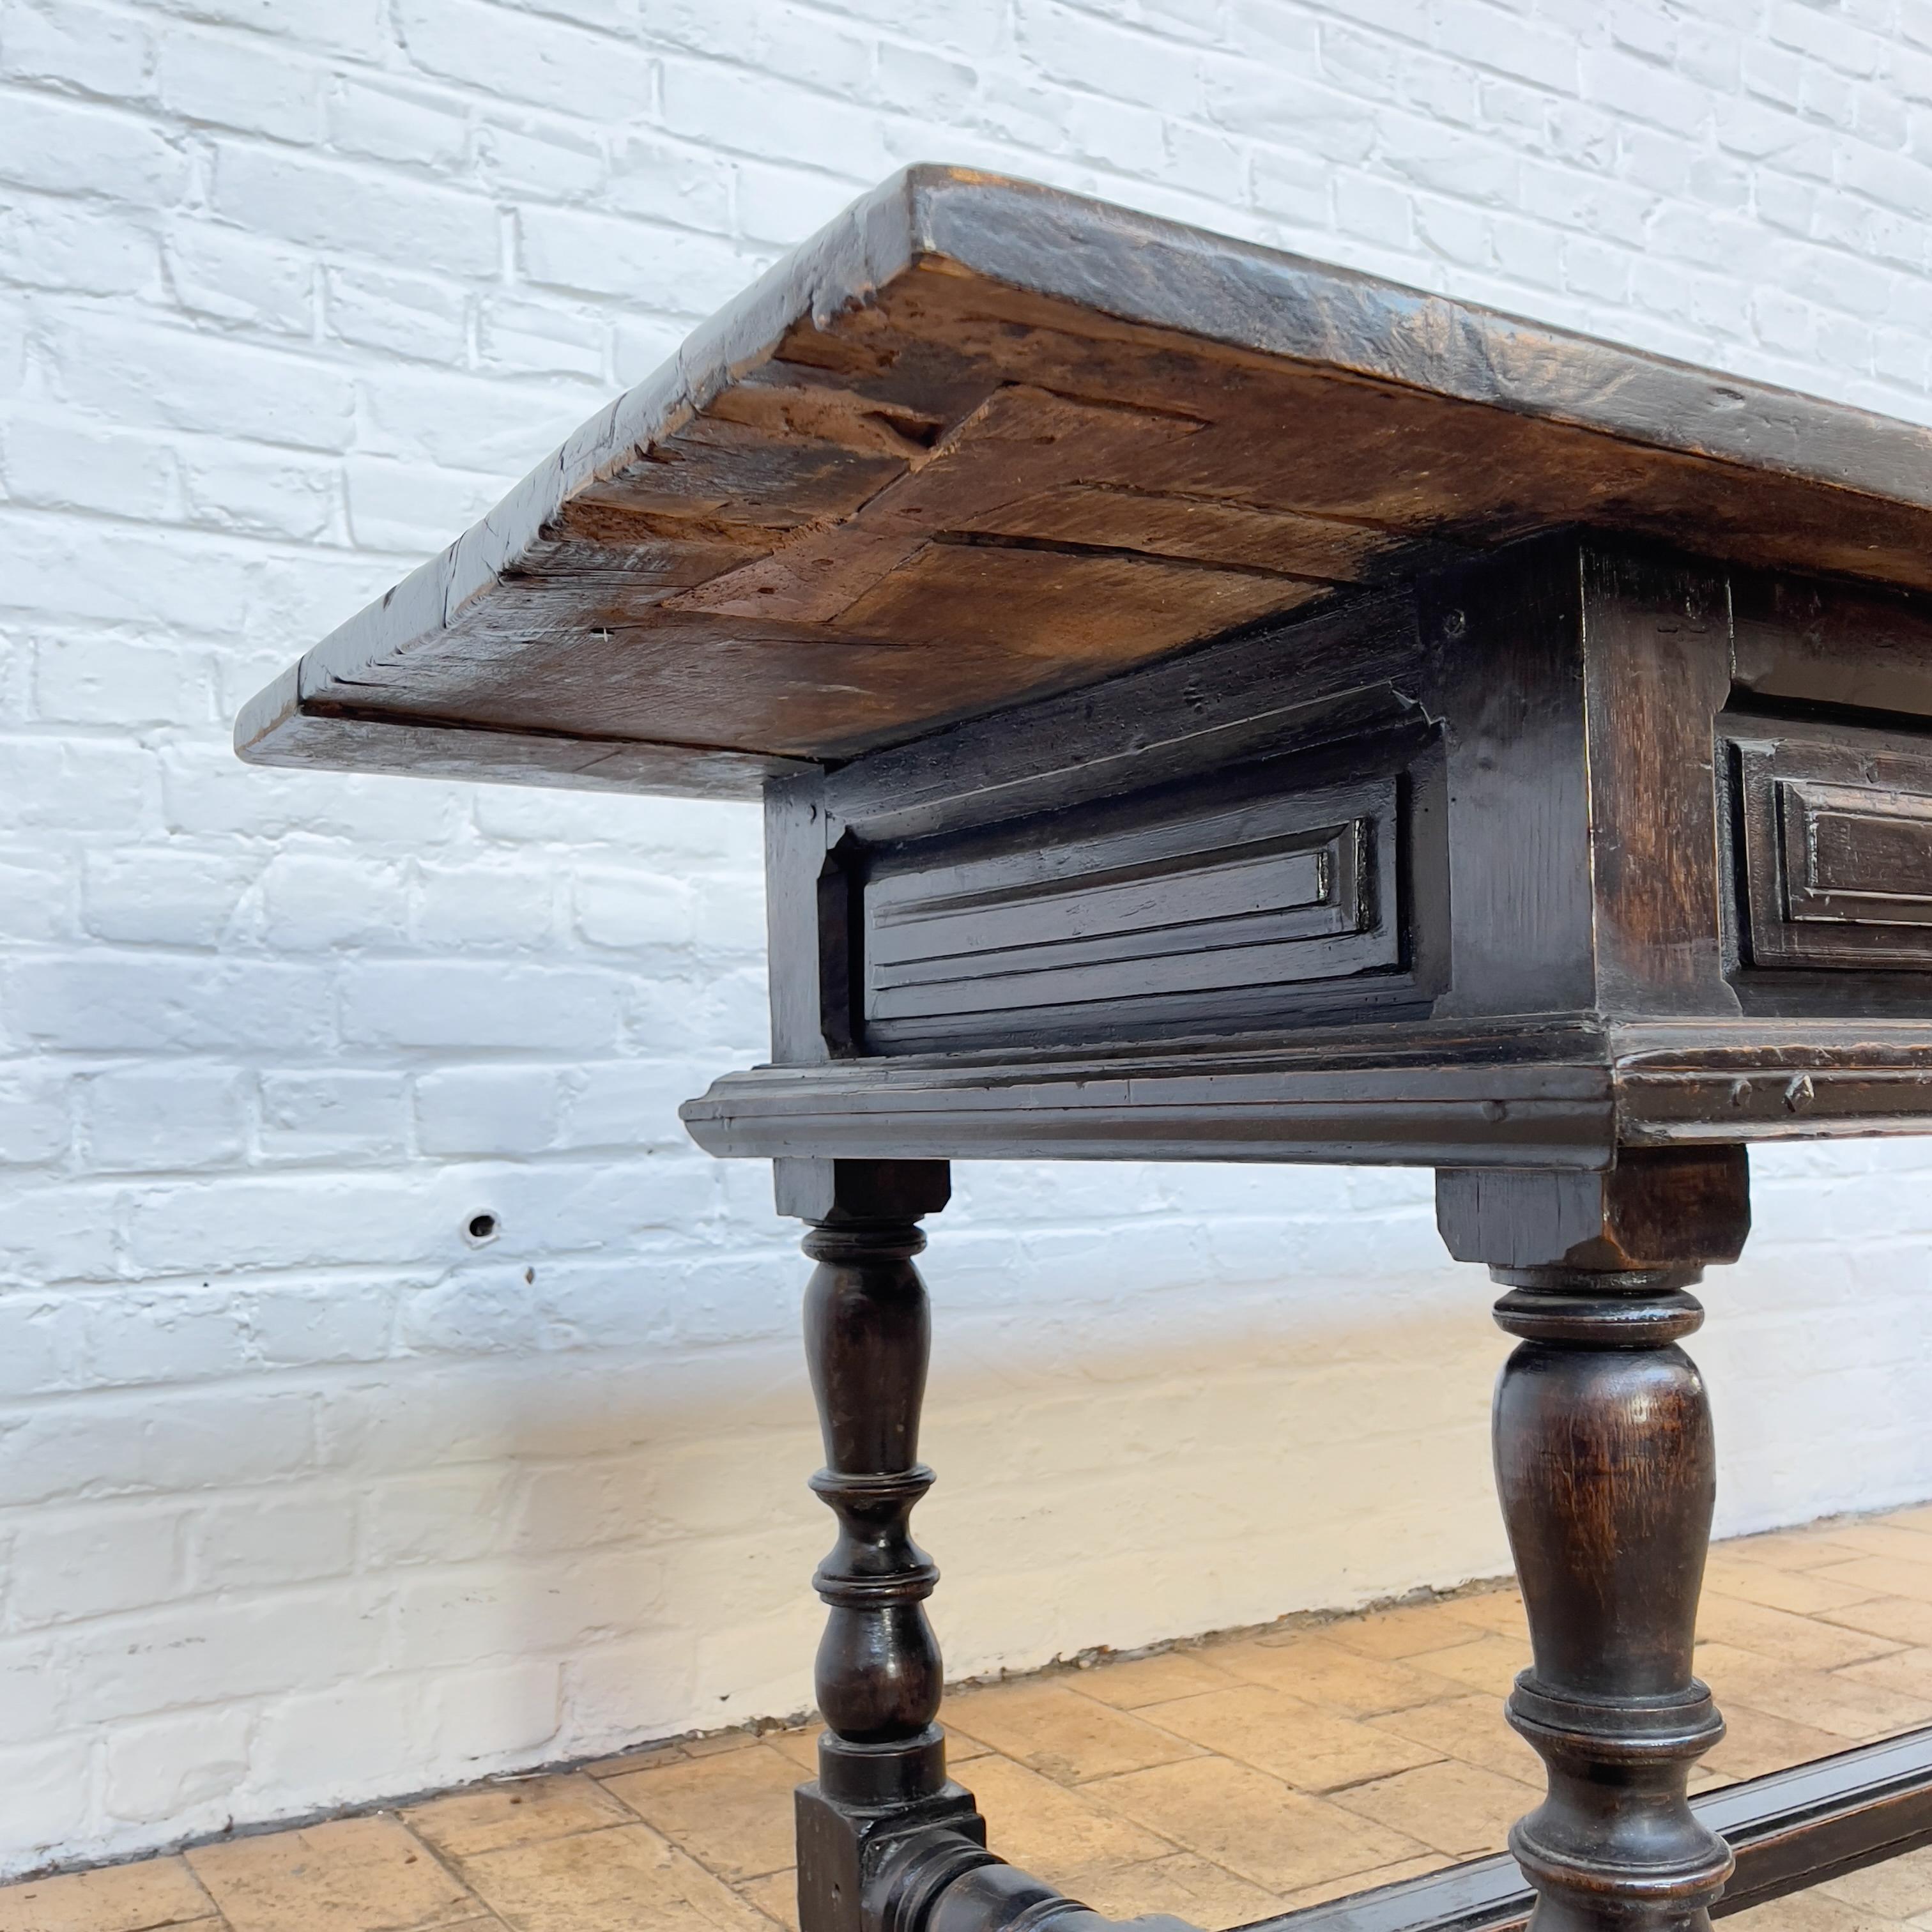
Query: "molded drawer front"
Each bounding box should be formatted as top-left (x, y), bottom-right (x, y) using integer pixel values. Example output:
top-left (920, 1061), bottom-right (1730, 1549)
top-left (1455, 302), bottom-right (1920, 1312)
top-left (1728, 719), bottom-right (1932, 971)
top-left (855, 764), bottom-right (1418, 1050)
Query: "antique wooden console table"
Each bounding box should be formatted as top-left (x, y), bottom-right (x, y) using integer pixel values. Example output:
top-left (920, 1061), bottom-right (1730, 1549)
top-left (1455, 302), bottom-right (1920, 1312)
top-left (239, 169), bottom-right (1932, 1932)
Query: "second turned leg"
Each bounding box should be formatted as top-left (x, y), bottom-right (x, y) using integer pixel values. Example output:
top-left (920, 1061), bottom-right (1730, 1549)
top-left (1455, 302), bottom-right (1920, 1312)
top-left (1439, 1147), bottom-right (1752, 1932)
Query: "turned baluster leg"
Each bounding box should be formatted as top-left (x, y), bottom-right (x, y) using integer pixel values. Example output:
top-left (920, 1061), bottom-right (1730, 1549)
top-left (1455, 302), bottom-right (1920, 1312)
top-left (779, 1158), bottom-right (985, 1932)
top-left (1438, 1147), bottom-right (1752, 1932)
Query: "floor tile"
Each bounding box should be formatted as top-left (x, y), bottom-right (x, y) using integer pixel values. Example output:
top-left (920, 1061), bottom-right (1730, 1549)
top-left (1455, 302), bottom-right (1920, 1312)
top-left (1405, 1634), bottom-right (1533, 1698)
top-left (580, 1742), bottom-right (686, 1778)
top-left (1275, 1853), bottom-right (1456, 1910)
top-left (601, 1744), bottom-right (800, 1883)
top-left (1821, 1599), bottom-right (1932, 1651)
top-left (0, 1858), bottom-right (217, 1932)
top-left (1820, 1525), bottom-right (1932, 1565)
top-left (1696, 1703), bottom-right (1852, 1782)
top-left (1704, 1556), bottom-right (1885, 1617)
top-left (1817, 1843), bottom-right (1932, 1919)
top-left (1069, 1851), bottom-right (1285, 1926)
top-left (1434, 1590), bottom-right (1529, 1637)
top-left (1086, 1756), bottom-right (1424, 1894)
top-left (1697, 1641), bottom-right (1932, 1740)
top-left (1834, 1648), bottom-right (1932, 1702)
top-left (1060, 1652), bottom-right (1241, 1710)
top-left (1328, 1759), bottom-right (1539, 1858)
top-left (404, 1773), bottom-right (634, 1860)
top-left (762, 1729), bottom-right (818, 1773)
top-left (1140, 1683), bottom-right (1442, 1793)
top-left (186, 1817), bottom-right (475, 1932)
top-left (1726, 1890), bottom-right (1894, 1932)
top-left (1321, 1603), bottom-right (1491, 1662)
top-left (461, 1823), bottom-right (769, 1932)
top-left (682, 1733), bottom-right (762, 1759)
top-left (1731, 1535), bottom-right (1878, 1574)
top-left (940, 1682), bottom-right (1200, 1785)
top-left (1813, 1558), bottom-right (1932, 1603)
top-left (1217, 1636), bottom-right (1455, 1717)
top-left (1698, 1594), bottom-right (1904, 1671)
top-left (961, 1756), bottom-right (1176, 1883)
top-left (31, 1512), bottom-right (1932, 1932)
top-left (1369, 1692), bottom-right (1544, 1786)
top-left (733, 1871), bottom-right (799, 1932)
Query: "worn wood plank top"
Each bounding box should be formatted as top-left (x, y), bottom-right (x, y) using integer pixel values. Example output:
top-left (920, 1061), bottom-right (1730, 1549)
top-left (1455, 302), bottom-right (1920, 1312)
top-left (236, 165), bottom-right (1932, 801)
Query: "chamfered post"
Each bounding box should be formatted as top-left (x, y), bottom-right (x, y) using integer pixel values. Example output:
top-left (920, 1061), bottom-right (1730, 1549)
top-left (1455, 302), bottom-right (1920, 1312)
top-left (778, 1158), bottom-right (984, 1932)
top-left (1438, 1147), bottom-right (1752, 1932)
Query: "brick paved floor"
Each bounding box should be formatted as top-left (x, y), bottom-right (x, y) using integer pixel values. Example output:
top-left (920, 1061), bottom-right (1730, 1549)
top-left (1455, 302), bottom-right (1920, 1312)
top-left (13, 1507), bottom-right (1932, 1932)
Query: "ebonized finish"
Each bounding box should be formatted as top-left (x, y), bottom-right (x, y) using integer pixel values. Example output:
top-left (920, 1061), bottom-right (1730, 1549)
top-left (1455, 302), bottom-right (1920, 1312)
top-left (785, 1160), bottom-right (985, 1932)
top-left (1448, 1151), bottom-right (1749, 1932)
top-left (231, 166), bottom-right (1932, 1932)
top-left (685, 535), bottom-right (1932, 1167)
top-left (686, 530), bottom-right (1932, 1932)
top-left (1727, 717), bottom-right (1932, 973)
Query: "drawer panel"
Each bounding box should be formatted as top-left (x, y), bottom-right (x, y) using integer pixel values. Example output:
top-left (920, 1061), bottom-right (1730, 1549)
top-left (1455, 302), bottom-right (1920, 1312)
top-left (1728, 718), bottom-right (1932, 971)
top-left (854, 760), bottom-right (1422, 1052)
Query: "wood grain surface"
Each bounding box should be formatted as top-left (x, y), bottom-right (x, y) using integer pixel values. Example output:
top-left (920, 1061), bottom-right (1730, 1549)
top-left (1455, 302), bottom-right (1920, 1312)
top-left (236, 166), bottom-right (1932, 799)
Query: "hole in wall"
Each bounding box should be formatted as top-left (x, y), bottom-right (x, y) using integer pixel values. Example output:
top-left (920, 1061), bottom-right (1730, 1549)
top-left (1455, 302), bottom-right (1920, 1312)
top-left (464, 1211), bottom-right (500, 1246)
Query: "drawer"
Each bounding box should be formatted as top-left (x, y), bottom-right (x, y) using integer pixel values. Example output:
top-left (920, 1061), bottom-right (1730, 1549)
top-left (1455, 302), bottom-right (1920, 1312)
top-left (848, 748), bottom-right (1434, 1052)
top-left (1727, 717), bottom-right (1932, 972)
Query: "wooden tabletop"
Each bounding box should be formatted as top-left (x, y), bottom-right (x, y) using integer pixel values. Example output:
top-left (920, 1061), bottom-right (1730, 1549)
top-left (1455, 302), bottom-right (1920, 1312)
top-left (236, 165), bottom-right (1932, 802)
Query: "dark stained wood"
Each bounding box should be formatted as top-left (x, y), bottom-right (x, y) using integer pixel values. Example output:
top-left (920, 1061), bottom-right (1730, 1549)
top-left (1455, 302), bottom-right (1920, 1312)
top-left (1438, 1147), bottom-right (1749, 1272)
top-left (801, 1215), bottom-right (942, 1755)
top-left (1699, 1728), bottom-right (1932, 1915)
top-left (1725, 716), bottom-right (1932, 974)
top-left (785, 1159), bottom-right (985, 1932)
top-left (1416, 539), bottom-right (1595, 1020)
top-left (829, 538), bottom-right (1322, 669)
top-left (238, 666), bottom-right (810, 797)
top-left (682, 1015), bottom-right (1932, 1167)
top-left (960, 484), bottom-right (1436, 581)
top-left (1461, 1151), bottom-right (1750, 1932)
top-left (1731, 572), bottom-right (1932, 721)
top-left (685, 1023), bottom-right (1622, 1169)
top-left (238, 167), bottom-right (1932, 796)
top-left (820, 588), bottom-right (1425, 843)
top-left (1613, 1019), bottom-right (1932, 1140)
top-left (765, 773), bottom-right (838, 1066)
top-left (680, 530), bottom-right (1932, 1170)
top-left (588, 413), bottom-right (911, 528)
top-left (854, 763), bottom-right (1413, 1053)
top-left (233, 164), bottom-right (1932, 1932)
top-left (1577, 550), bottom-right (1735, 1018)
top-left (671, 529), bottom-right (1932, 1169)
top-left (1238, 1726), bottom-right (1932, 1932)
top-left (880, 1838), bottom-right (1200, 1932)
top-left (671, 385), bottom-right (1209, 622)
top-left (838, 261), bottom-right (1932, 591)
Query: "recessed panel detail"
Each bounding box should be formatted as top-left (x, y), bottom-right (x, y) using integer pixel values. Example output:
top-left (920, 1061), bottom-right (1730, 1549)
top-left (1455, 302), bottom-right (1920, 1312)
top-left (855, 775), bottom-right (1408, 1051)
top-left (1729, 719), bottom-right (1932, 972)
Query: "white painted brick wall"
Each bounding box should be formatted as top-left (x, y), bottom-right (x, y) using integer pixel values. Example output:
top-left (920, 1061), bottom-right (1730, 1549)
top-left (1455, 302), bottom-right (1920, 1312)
top-left (4, 0), bottom-right (1932, 1880)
